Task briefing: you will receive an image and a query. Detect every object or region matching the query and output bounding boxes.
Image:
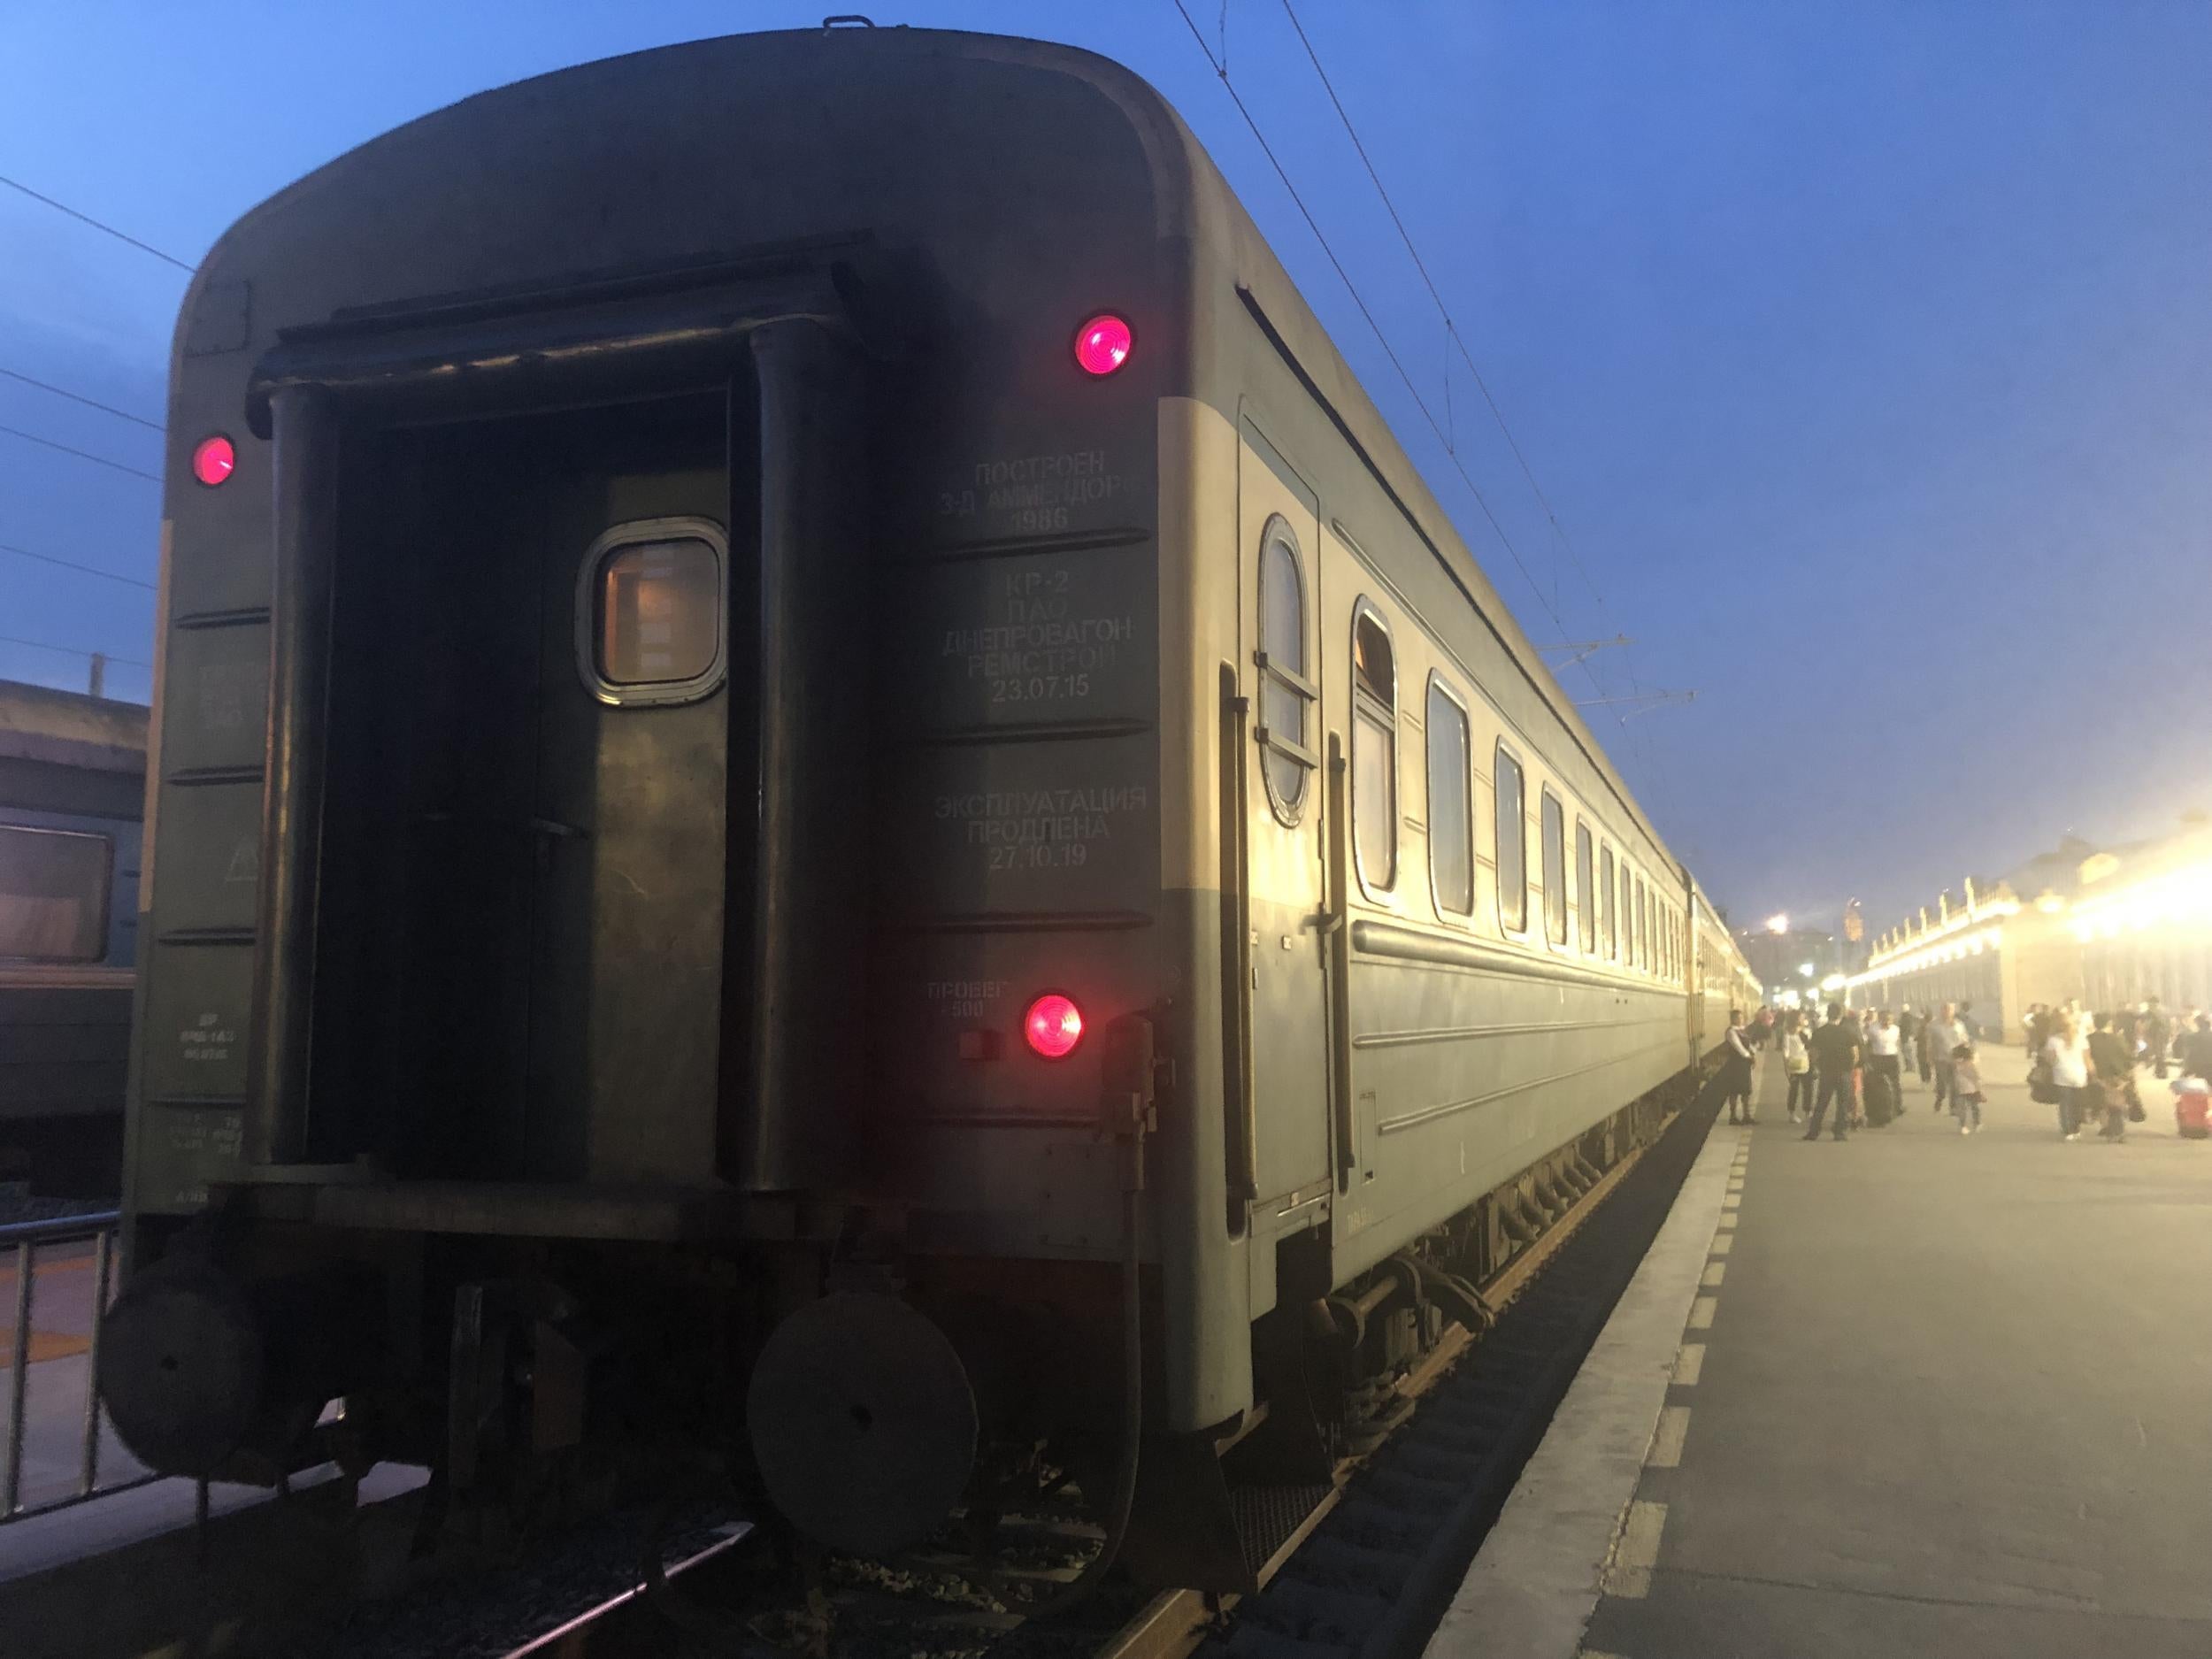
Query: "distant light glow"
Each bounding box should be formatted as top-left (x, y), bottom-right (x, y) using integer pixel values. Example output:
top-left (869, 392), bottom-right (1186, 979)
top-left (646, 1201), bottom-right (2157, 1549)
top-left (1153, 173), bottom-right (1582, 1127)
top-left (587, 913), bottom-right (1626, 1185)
top-left (1764, 913), bottom-right (1789, 934)
top-left (1798, 962), bottom-right (1816, 978)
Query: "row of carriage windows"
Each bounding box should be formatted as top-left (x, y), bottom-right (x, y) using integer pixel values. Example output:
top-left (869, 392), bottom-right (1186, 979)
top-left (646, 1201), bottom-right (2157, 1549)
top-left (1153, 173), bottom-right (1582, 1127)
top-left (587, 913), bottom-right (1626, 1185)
top-left (1259, 518), bottom-right (1682, 982)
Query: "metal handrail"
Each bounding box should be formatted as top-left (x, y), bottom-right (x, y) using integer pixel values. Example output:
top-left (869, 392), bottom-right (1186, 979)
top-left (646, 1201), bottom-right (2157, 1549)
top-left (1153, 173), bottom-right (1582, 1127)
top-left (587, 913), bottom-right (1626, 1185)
top-left (0, 1208), bottom-right (152, 1523)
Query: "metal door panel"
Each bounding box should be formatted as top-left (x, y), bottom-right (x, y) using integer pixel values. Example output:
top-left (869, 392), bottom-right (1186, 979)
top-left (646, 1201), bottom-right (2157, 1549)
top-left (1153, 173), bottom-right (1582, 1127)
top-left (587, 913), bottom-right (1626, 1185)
top-left (1238, 414), bottom-right (1331, 1207)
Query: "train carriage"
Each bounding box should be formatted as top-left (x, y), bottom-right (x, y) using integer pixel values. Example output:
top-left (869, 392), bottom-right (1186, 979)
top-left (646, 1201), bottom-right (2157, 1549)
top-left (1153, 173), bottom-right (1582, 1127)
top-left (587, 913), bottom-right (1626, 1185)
top-left (102, 25), bottom-right (1755, 1584)
top-left (0, 680), bottom-right (145, 1194)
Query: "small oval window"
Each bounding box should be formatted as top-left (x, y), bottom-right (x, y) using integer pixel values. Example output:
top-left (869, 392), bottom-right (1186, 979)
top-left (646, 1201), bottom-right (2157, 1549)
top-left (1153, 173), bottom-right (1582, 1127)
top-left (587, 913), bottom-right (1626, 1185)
top-left (576, 518), bottom-right (727, 705)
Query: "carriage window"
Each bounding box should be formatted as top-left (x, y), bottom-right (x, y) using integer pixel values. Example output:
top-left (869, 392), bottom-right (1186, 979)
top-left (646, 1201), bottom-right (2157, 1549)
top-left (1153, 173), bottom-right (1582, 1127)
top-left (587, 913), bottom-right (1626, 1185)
top-left (1600, 845), bottom-right (1617, 958)
top-left (1426, 681), bottom-right (1472, 916)
top-left (1495, 745), bottom-right (1526, 932)
top-left (1540, 791), bottom-right (1567, 945)
top-left (579, 518), bottom-right (727, 705)
top-left (0, 826), bottom-right (111, 963)
top-left (1351, 609), bottom-right (1396, 893)
top-left (1635, 879), bottom-right (1648, 970)
top-left (1257, 524), bottom-right (1315, 821)
top-left (1618, 859), bottom-right (1632, 964)
top-left (1576, 822), bottom-right (1596, 953)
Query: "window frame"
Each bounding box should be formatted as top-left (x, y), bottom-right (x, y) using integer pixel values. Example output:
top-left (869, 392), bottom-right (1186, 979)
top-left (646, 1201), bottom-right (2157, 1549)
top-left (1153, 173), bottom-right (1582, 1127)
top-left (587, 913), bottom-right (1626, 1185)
top-left (1600, 843), bottom-right (1617, 960)
top-left (1255, 515), bottom-right (1318, 825)
top-left (1540, 787), bottom-right (1568, 948)
top-left (574, 515), bottom-right (730, 708)
top-left (1575, 819), bottom-right (1596, 955)
top-left (1494, 740), bottom-right (1529, 936)
top-left (1634, 877), bottom-right (1647, 972)
top-left (1348, 601), bottom-right (1399, 898)
top-left (1425, 673), bottom-right (1474, 920)
top-left (0, 825), bottom-right (114, 964)
top-left (1618, 857), bottom-right (1632, 965)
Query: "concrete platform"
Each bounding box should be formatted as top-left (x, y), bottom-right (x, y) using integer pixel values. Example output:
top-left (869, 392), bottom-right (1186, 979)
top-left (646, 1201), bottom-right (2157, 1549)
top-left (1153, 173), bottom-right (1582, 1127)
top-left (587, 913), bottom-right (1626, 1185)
top-left (1432, 1042), bottom-right (2212, 1659)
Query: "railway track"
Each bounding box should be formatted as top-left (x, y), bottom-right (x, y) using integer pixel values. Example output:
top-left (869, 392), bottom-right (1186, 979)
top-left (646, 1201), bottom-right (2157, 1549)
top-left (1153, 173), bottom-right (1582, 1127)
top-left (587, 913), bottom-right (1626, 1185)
top-left (476, 1076), bottom-right (1722, 1659)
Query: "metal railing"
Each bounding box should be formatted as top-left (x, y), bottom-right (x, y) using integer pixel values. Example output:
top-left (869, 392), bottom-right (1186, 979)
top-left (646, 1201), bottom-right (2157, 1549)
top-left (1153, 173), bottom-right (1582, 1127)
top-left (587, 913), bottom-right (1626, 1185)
top-left (0, 1209), bottom-right (152, 1523)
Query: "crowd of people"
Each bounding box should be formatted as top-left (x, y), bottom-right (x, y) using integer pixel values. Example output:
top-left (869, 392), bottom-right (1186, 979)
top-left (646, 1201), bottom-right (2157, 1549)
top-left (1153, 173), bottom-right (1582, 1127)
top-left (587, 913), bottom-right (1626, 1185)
top-left (1721, 997), bottom-right (2212, 1143)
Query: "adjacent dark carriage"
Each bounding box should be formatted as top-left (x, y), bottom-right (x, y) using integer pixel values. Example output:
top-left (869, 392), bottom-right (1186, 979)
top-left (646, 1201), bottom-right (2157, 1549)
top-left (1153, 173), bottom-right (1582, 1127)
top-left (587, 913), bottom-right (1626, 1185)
top-left (0, 680), bottom-right (144, 1195)
top-left (104, 26), bottom-right (1755, 1582)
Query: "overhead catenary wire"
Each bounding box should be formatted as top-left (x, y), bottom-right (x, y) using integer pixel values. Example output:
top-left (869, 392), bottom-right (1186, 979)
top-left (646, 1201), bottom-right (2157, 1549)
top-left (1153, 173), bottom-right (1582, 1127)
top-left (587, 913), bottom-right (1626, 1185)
top-left (0, 541), bottom-right (156, 591)
top-left (1165, 0), bottom-right (1573, 650)
top-left (0, 632), bottom-right (149, 668)
top-left (0, 367), bottom-right (163, 432)
top-left (0, 173), bottom-right (193, 272)
top-left (1278, 0), bottom-right (1608, 617)
top-left (1264, 0), bottom-right (1691, 834)
top-left (0, 421), bottom-right (161, 482)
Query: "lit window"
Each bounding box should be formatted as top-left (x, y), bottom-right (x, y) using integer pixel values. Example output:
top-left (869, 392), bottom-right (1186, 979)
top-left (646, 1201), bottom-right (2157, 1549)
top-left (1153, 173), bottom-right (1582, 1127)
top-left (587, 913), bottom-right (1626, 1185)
top-left (1257, 523), bottom-right (1314, 821)
top-left (1351, 609), bottom-right (1396, 893)
top-left (1576, 822), bottom-right (1596, 954)
top-left (1427, 681), bottom-right (1471, 916)
top-left (0, 826), bottom-right (111, 963)
top-left (578, 518), bottom-right (727, 705)
top-left (1541, 791), bottom-right (1567, 946)
top-left (1495, 746), bottom-right (1526, 933)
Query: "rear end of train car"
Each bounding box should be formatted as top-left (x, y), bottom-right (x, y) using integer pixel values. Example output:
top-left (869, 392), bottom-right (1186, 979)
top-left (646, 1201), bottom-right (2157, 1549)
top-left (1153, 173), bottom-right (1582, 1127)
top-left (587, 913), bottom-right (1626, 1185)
top-left (104, 27), bottom-right (1212, 1548)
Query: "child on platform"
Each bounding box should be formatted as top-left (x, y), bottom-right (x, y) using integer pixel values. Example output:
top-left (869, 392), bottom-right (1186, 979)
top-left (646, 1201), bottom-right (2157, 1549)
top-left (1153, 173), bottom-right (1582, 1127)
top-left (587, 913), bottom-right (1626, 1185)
top-left (1951, 1043), bottom-right (1985, 1134)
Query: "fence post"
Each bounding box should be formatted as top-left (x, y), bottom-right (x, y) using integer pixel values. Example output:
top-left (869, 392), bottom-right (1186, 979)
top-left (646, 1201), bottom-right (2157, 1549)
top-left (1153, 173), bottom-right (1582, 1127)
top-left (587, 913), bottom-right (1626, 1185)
top-left (4, 1240), bottom-right (34, 1514)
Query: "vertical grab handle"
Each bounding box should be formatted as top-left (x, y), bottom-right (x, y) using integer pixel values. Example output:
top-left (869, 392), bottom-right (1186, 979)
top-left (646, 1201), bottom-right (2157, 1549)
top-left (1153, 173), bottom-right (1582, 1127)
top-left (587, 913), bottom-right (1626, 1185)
top-left (1219, 667), bottom-right (1259, 1217)
top-left (1325, 735), bottom-right (1356, 1189)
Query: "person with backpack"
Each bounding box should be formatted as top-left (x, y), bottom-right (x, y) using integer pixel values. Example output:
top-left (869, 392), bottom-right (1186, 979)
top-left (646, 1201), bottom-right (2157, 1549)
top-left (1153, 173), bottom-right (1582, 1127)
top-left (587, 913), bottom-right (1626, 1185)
top-left (1802, 1002), bottom-right (1861, 1142)
top-left (1782, 1011), bottom-right (1814, 1125)
top-left (2087, 1012), bottom-right (2133, 1142)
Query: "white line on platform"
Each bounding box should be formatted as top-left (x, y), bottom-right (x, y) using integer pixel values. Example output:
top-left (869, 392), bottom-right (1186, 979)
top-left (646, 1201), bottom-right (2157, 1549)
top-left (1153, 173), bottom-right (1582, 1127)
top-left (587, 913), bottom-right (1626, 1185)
top-left (1422, 1117), bottom-right (1734, 1659)
top-left (1687, 1295), bottom-right (1717, 1329)
top-left (1710, 1233), bottom-right (1734, 1256)
top-left (1647, 1405), bottom-right (1691, 1468)
top-left (1673, 1342), bottom-right (1704, 1385)
top-left (1605, 1500), bottom-right (1668, 1597)
top-left (1721, 1194), bottom-right (1740, 1210)
top-left (1701, 1262), bottom-right (1725, 1286)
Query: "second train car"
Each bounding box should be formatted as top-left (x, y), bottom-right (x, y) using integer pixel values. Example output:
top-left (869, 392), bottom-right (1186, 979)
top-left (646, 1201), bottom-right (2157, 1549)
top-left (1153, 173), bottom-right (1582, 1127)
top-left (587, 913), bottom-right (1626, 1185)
top-left (101, 26), bottom-right (1758, 1586)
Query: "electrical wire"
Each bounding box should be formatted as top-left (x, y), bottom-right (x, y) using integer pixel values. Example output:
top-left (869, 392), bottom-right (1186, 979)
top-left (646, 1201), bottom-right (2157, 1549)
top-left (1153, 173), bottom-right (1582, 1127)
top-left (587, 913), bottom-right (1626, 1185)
top-left (0, 632), bottom-right (149, 667)
top-left (0, 367), bottom-right (164, 431)
top-left (0, 421), bottom-right (160, 482)
top-left (1278, 0), bottom-right (1605, 614)
top-left (0, 173), bottom-right (193, 272)
top-left (0, 541), bottom-right (156, 591)
top-left (1263, 1), bottom-right (1692, 834)
top-left (1165, 0), bottom-right (1569, 645)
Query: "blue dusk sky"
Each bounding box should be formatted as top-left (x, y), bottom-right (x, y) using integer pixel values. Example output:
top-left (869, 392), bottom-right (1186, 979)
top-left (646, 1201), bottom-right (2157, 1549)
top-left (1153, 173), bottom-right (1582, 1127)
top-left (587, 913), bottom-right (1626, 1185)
top-left (2, 2), bottom-right (2206, 928)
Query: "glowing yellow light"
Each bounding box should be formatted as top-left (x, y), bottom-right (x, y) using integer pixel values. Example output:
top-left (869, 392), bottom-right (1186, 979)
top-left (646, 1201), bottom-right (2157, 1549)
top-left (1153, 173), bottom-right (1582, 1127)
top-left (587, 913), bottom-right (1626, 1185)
top-left (1765, 913), bottom-right (1789, 934)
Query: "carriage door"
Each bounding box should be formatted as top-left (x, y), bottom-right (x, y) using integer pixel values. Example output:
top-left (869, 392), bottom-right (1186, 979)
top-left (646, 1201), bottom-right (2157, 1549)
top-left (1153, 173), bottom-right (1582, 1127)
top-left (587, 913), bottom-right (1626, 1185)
top-left (530, 395), bottom-right (733, 1185)
top-left (1240, 417), bottom-right (1333, 1208)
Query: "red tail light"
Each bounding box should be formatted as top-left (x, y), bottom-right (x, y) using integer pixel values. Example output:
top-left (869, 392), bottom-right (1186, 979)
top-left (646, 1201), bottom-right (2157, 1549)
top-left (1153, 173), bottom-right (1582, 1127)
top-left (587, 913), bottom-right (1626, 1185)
top-left (1072, 313), bottom-right (1133, 377)
top-left (191, 434), bottom-right (234, 487)
top-left (1024, 994), bottom-right (1084, 1060)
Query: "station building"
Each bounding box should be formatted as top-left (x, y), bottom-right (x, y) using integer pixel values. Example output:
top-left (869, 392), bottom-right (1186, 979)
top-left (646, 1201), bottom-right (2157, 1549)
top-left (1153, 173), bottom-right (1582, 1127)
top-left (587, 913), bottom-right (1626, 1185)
top-left (1848, 818), bottom-right (2212, 1038)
